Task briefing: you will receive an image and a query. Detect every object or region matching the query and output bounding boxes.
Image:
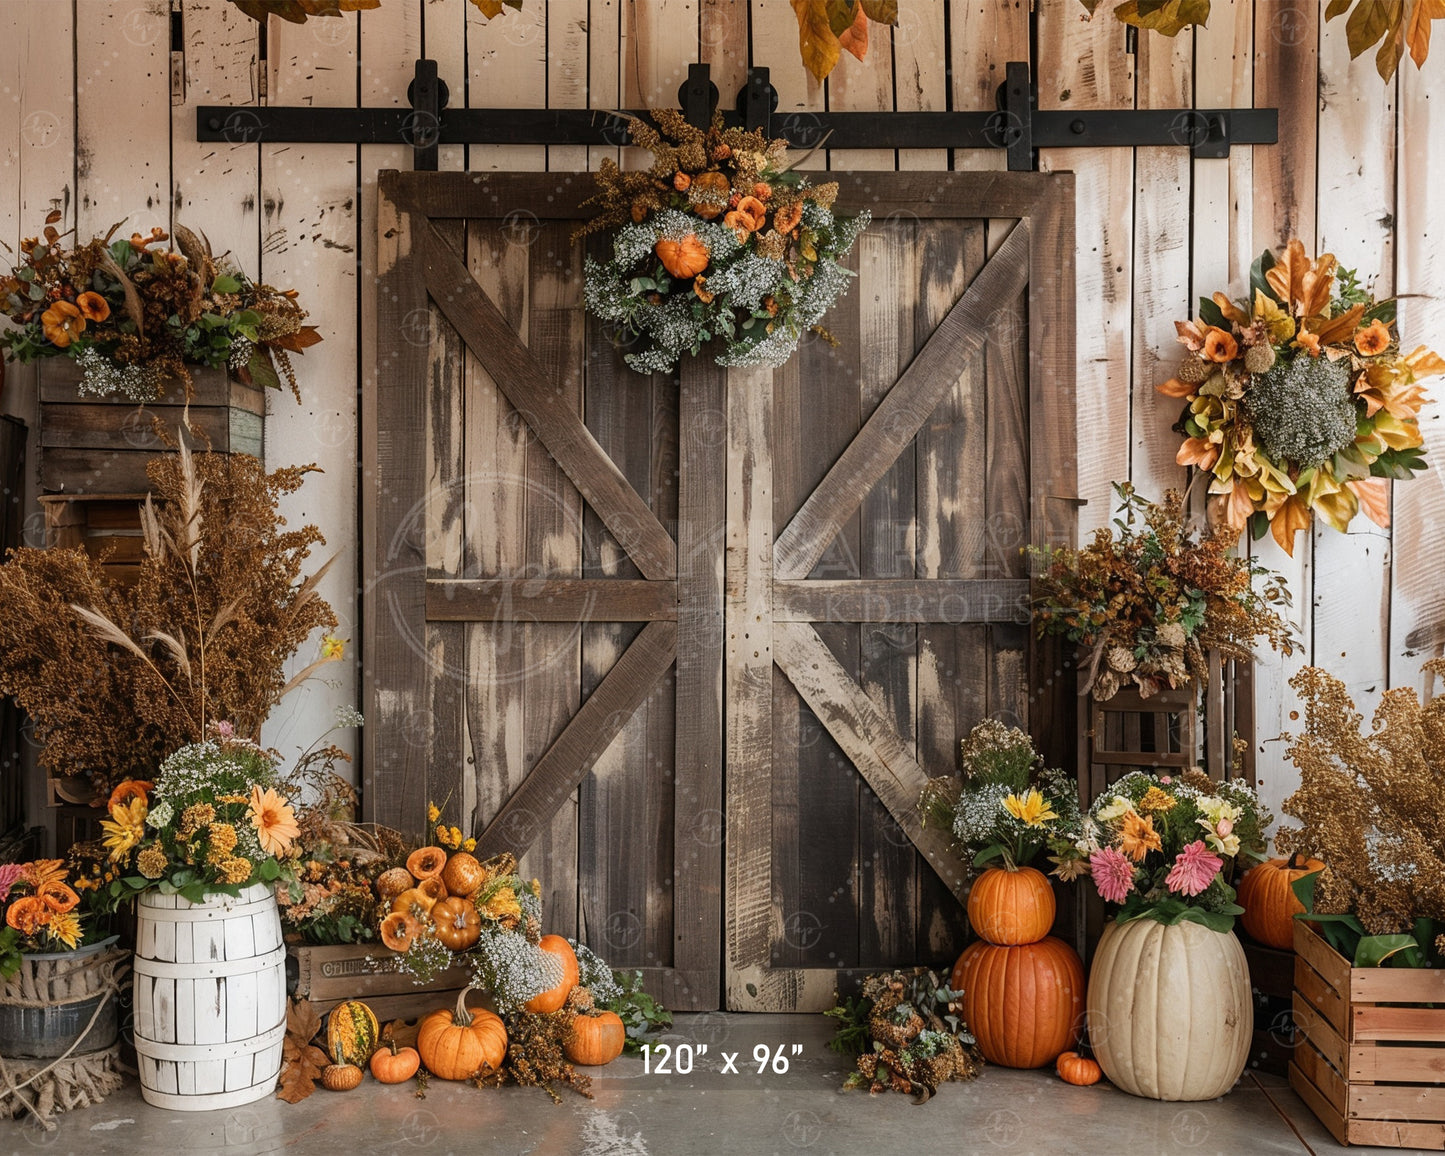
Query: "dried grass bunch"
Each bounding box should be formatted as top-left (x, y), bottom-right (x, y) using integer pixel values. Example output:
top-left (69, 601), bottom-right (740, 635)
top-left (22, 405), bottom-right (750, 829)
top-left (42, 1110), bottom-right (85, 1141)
top-left (1276, 664), bottom-right (1445, 938)
top-left (0, 440), bottom-right (338, 794)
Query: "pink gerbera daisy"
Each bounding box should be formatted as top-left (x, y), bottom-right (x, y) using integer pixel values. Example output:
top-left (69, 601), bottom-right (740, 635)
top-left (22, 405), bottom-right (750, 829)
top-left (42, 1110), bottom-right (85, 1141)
top-left (1090, 846), bottom-right (1137, 904)
top-left (0, 862), bottom-right (23, 903)
top-left (1166, 840), bottom-right (1224, 897)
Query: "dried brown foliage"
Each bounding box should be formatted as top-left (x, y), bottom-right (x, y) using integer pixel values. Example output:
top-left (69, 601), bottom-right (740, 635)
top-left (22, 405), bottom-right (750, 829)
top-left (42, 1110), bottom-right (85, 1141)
top-left (0, 443), bottom-right (336, 794)
top-left (1276, 663), bottom-right (1445, 934)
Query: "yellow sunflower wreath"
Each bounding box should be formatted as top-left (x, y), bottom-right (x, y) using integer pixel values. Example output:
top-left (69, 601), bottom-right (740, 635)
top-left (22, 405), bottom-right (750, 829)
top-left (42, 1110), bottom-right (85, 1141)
top-left (1158, 239), bottom-right (1444, 556)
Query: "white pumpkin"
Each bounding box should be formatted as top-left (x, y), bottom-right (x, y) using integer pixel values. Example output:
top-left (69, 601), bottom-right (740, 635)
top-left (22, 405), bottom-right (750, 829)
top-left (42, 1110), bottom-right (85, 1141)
top-left (1086, 918), bottom-right (1252, 1101)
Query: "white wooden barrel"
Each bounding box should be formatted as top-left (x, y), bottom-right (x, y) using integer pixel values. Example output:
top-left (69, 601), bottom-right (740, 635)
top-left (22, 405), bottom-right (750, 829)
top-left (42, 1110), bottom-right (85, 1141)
top-left (132, 882), bottom-right (286, 1111)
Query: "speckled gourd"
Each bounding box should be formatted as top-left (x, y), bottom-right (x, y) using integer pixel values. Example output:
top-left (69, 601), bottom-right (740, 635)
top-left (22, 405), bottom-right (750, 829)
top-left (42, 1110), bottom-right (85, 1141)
top-left (1086, 919), bottom-right (1251, 1101)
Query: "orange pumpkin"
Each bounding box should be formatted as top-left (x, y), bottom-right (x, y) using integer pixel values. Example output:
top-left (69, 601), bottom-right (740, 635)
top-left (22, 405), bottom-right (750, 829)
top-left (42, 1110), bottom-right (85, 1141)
top-left (379, 911), bottom-right (423, 953)
top-left (322, 1063), bottom-right (364, 1091)
top-left (1056, 1050), bottom-right (1102, 1086)
top-left (966, 865), bottom-right (1056, 945)
top-left (392, 886), bottom-right (438, 918)
top-left (1238, 853), bottom-right (1325, 950)
top-left (407, 846), bottom-right (447, 880)
top-left (953, 936), bottom-right (1084, 1069)
top-left (432, 896), bottom-right (482, 952)
top-left (376, 866), bottom-right (415, 900)
top-left (565, 1010), bottom-right (627, 1066)
top-left (441, 852), bottom-right (486, 897)
top-left (655, 234), bottom-right (710, 280)
top-left (524, 935), bottom-right (580, 1014)
top-left (370, 1038), bottom-right (422, 1084)
top-left (417, 989), bottom-right (507, 1081)
top-left (688, 171), bottom-right (732, 219)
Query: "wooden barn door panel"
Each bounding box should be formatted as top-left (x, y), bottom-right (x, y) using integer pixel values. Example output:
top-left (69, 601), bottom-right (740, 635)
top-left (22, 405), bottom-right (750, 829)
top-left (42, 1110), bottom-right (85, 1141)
top-left (371, 171), bottom-right (1073, 1015)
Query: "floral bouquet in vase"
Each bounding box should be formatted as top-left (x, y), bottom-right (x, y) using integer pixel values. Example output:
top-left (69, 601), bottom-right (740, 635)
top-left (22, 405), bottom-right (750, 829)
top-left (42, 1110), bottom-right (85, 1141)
top-left (1, 859), bottom-right (105, 976)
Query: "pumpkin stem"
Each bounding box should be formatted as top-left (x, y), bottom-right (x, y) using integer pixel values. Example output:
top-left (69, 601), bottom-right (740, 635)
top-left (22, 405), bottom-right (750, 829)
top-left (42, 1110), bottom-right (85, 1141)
top-left (454, 986), bottom-right (475, 1027)
top-left (1286, 851), bottom-right (1304, 871)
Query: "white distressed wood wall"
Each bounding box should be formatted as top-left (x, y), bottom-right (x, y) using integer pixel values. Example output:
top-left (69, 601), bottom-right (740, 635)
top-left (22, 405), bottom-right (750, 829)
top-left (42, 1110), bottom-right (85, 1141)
top-left (2, 0), bottom-right (1441, 832)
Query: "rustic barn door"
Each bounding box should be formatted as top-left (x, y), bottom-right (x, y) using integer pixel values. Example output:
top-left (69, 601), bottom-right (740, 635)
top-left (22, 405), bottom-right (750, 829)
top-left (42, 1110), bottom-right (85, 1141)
top-left (368, 171), bottom-right (1074, 1013)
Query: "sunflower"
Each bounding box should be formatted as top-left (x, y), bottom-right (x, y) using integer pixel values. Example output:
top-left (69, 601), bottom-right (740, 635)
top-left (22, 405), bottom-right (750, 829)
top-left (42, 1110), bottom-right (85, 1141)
top-left (247, 786), bottom-right (299, 857)
top-left (100, 798), bottom-right (147, 862)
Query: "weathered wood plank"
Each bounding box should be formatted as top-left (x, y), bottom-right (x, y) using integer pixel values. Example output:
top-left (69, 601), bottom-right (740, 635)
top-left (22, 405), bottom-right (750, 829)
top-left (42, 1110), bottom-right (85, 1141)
top-left (773, 221), bottom-right (1031, 579)
top-left (772, 579), bottom-right (1030, 624)
top-left (427, 578), bottom-right (676, 621)
top-left (403, 214), bottom-right (678, 580)
top-left (476, 619), bottom-right (677, 859)
top-left (773, 620), bottom-right (966, 903)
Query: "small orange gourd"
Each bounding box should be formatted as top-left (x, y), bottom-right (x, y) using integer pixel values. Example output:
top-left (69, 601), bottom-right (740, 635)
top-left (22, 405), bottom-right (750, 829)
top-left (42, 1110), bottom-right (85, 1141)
top-left (407, 846), bottom-right (447, 880)
top-left (417, 989), bottom-right (507, 1081)
top-left (432, 896), bottom-right (482, 952)
top-left (966, 865), bottom-right (1056, 945)
top-left (953, 936), bottom-right (1085, 1069)
top-left (441, 851), bottom-right (486, 897)
top-left (523, 935), bottom-right (581, 1014)
top-left (565, 1010), bottom-right (627, 1066)
top-left (1238, 853), bottom-right (1325, 951)
top-left (322, 1063), bottom-right (364, 1091)
top-left (1056, 1050), bottom-right (1102, 1086)
top-left (655, 234), bottom-right (710, 279)
top-left (370, 1038), bottom-right (422, 1084)
top-left (392, 886), bottom-right (438, 917)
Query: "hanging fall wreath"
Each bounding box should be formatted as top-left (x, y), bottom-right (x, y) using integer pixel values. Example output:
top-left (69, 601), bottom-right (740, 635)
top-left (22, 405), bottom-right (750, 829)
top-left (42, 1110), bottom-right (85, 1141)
top-left (575, 110), bottom-right (869, 377)
top-left (1158, 240), bottom-right (1443, 556)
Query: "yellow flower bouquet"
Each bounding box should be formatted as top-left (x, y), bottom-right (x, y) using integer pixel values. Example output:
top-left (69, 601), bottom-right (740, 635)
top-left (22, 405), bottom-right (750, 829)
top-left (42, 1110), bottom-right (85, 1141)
top-left (0, 859), bottom-right (105, 977)
top-left (1159, 240), bottom-right (1445, 555)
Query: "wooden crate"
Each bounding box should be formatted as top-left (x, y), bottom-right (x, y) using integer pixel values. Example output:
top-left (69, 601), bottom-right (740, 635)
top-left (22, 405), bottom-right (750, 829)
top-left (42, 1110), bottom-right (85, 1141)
top-left (38, 361), bottom-right (263, 493)
top-left (287, 942), bottom-right (472, 1022)
top-left (1290, 919), bottom-right (1445, 1149)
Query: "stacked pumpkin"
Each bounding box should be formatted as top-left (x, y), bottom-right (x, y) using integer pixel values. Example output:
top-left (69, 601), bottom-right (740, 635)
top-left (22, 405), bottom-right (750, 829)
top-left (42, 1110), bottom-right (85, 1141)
top-left (376, 846), bottom-right (485, 954)
top-left (952, 865), bottom-right (1086, 1070)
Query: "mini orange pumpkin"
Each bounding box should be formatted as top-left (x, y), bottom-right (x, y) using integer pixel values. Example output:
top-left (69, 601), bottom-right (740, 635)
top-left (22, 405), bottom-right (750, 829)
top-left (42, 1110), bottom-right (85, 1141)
top-left (655, 234), bottom-right (710, 280)
top-left (1056, 1050), bottom-right (1102, 1086)
top-left (370, 1038), bottom-right (422, 1084)
top-left (441, 852), bottom-right (486, 898)
top-left (406, 846), bottom-right (447, 880)
top-left (376, 866), bottom-right (415, 899)
top-left (322, 1063), bottom-right (364, 1091)
top-left (417, 989), bottom-right (507, 1081)
top-left (380, 911), bottom-right (423, 953)
top-left (524, 935), bottom-right (581, 1014)
top-left (689, 170), bottom-right (732, 219)
top-left (966, 865), bottom-right (1056, 945)
top-left (432, 896), bottom-right (482, 952)
top-left (1238, 853), bottom-right (1326, 950)
top-left (392, 886), bottom-right (438, 917)
top-left (565, 1010), bottom-right (627, 1066)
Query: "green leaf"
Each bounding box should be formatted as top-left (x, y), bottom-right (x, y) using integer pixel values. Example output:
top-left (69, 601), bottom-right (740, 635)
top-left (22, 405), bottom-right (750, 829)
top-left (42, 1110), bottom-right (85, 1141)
top-left (1197, 295), bottom-right (1227, 329)
top-left (1355, 933), bottom-right (1424, 968)
top-left (972, 843), bottom-right (1007, 868)
top-left (1249, 511), bottom-right (1271, 541)
top-left (211, 273), bottom-right (242, 294)
top-left (1364, 298), bottom-right (1397, 325)
top-left (1250, 249), bottom-right (1280, 304)
top-left (246, 349), bottom-right (282, 391)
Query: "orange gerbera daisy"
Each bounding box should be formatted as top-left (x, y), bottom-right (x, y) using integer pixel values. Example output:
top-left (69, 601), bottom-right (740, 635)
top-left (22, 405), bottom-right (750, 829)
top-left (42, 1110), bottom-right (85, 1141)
top-left (1202, 327), bottom-right (1239, 363)
top-left (40, 300), bottom-right (84, 348)
top-left (39, 880), bottom-right (79, 913)
top-left (76, 291), bottom-right (111, 322)
top-left (248, 785), bottom-right (300, 857)
top-left (6, 895), bottom-right (50, 937)
top-left (108, 779), bottom-right (153, 810)
top-left (1119, 811), bottom-right (1164, 862)
top-left (1354, 319), bottom-right (1391, 356)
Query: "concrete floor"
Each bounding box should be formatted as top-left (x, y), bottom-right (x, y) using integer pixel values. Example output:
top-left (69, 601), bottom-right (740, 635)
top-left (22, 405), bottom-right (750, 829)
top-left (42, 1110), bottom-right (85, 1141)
top-left (7, 1014), bottom-right (1397, 1156)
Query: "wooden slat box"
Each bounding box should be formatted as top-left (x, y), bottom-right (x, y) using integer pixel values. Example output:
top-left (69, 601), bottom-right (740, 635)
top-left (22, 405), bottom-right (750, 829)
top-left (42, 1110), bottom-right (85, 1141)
top-left (1290, 919), bottom-right (1445, 1149)
top-left (39, 361), bottom-right (264, 493)
top-left (287, 942), bottom-right (472, 1022)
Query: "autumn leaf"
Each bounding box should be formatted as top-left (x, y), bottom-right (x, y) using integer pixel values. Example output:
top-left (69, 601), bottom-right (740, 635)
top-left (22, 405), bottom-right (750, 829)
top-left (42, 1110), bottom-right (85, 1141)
top-left (792, 0), bottom-right (843, 80)
top-left (1156, 377), bottom-right (1197, 398)
top-left (1114, 0), bottom-right (1211, 36)
top-left (1078, 0), bottom-right (1109, 14)
top-left (859, 0), bottom-right (898, 22)
top-left (470, 0), bottom-right (506, 17)
top-left (277, 999), bottom-right (328, 1103)
top-left (1407, 0), bottom-right (1445, 64)
top-left (1403, 345), bottom-right (1445, 378)
top-left (270, 326), bottom-right (325, 353)
top-left (1270, 494), bottom-right (1312, 557)
top-left (838, 2), bottom-right (870, 61)
top-left (1348, 477), bottom-right (1392, 529)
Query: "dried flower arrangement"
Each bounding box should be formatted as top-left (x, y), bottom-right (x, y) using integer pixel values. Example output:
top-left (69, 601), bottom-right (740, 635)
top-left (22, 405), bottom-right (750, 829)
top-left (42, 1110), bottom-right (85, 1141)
top-left (0, 441), bottom-right (341, 795)
top-left (1031, 482), bottom-right (1296, 700)
top-left (1055, 769), bottom-right (1271, 933)
top-left (578, 109), bottom-right (869, 375)
top-left (1158, 240), bottom-right (1443, 556)
top-left (0, 859), bottom-right (107, 977)
top-left (0, 214), bottom-right (320, 401)
top-left (1275, 665), bottom-right (1445, 967)
top-left (825, 967), bottom-right (981, 1102)
top-left (919, 720), bottom-right (1080, 874)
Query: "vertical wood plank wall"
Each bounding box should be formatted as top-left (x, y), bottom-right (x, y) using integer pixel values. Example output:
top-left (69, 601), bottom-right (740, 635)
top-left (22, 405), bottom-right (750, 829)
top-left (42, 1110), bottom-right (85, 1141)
top-left (2, 1), bottom-right (1442, 830)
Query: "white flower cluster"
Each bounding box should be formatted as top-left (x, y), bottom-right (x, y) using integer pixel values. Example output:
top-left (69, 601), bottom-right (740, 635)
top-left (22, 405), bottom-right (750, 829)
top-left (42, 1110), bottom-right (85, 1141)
top-left (568, 938), bottom-right (622, 1005)
top-left (154, 738), bottom-right (279, 808)
top-left (469, 927), bottom-right (565, 1014)
top-left (74, 344), bottom-right (164, 402)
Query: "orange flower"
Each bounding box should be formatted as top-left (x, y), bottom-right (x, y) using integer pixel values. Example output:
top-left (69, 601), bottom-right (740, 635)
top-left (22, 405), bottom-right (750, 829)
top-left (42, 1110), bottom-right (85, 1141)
top-left (76, 291), bottom-right (110, 322)
top-left (40, 300), bottom-right (84, 348)
top-left (39, 880), bottom-right (79, 913)
top-left (736, 196), bottom-right (767, 229)
top-left (248, 785), bottom-right (299, 857)
top-left (1354, 319), bottom-right (1391, 356)
top-left (1176, 436), bottom-right (1219, 470)
top-left (722, 210), bottom-right (753, 243)
top-left (1119, 811), bottom-right (1164, 862)
top-left (1294, 329), bottom-right (1322, 357)
top-left (673, 171), bottom-right (691, 192)
top-left (752, 182), bottom-right (773, 201)
top-left (693, 275), bottom-right (714, 305)
top-left (6, 895), bottom-right (50, 936)
top-left (773, 202), bottom-right (804, 234)
top-left (1202, 327), bottom-right (1239, 363)
top-left (23, 859), bottom-right (66, 888)
top-left (108, 780), bottom-right (153, 810)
